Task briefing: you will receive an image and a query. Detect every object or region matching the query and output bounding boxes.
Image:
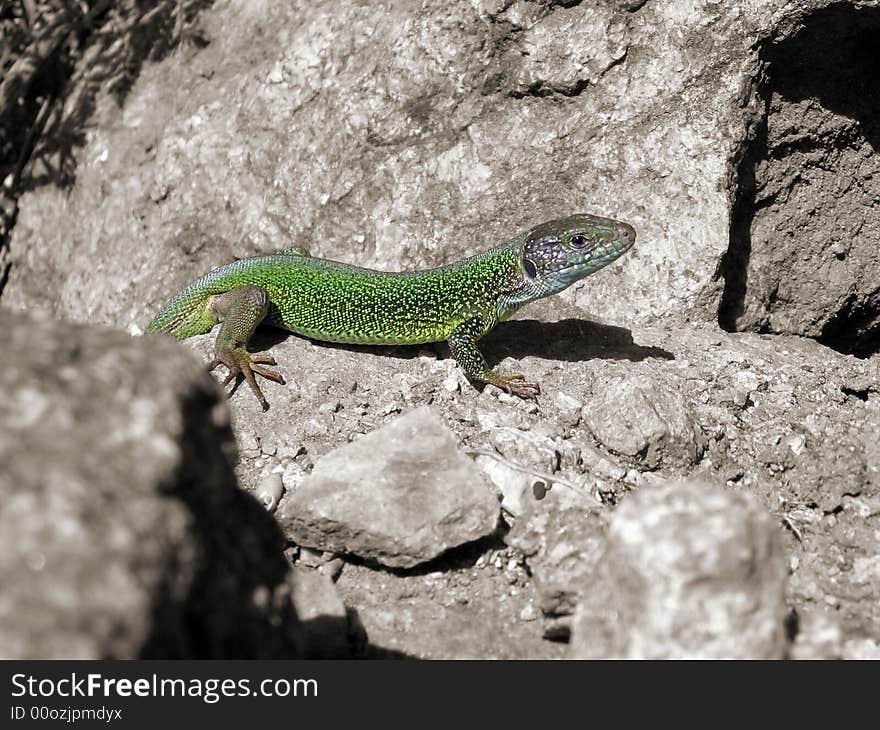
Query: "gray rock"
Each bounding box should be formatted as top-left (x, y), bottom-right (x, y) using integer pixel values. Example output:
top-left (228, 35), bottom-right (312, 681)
top-left (507, 504), bottom-right (607, 620)
top-left (0, 310), bottom-right (302, 658)
top-left (7, 0), bottom-right (860, 340)
top-left (277, 407), bottom-right (499, 568)
top-left (289, 566), bottom-right (351, 659)
top-left (2, 0), bottom-right (879, 658)
top-left (719, 9), bottom-right (880, 356)
top-left (570, 481), bottom-right (789, 659)
top-left (582, 375), bottom-right (706, 469)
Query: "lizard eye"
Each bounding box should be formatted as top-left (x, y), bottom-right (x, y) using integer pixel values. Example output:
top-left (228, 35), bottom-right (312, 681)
top-left (523, 258), bottom-right (538, 278)
top-left (570, 234), bottom-right (588, 248)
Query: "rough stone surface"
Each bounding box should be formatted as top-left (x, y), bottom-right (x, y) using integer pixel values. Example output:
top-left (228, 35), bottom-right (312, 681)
top-left (2, 0), bottom-right (880, 659)
top-left (277, 407), bottom-right (500, 568)
top-left (582, 375), bottom-right (707, 470)
top-left (507, 503), bottom-right (607, 623)
top-left (0, 310), bottom-right (302, 658)
top-left (11, 0), bottom-right (880, 343)
top-left (570, 481), bottom-right (789, 659)
top-left (334, 544), bottom-right (563, 660)
top-left (719, 5), bottom-right (880, 356)
top-left (289, 566), bottom-right (351, 659)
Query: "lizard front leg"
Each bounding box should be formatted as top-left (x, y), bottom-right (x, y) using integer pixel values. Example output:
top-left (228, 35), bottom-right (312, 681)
top-left (448, 315), bottom-right (541, 399)
top-left (206, 285), bottom-right (285, 410)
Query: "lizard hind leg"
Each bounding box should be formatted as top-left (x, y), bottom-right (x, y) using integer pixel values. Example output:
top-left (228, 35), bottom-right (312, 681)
top-left (207, 285), bottom-right (286, 411)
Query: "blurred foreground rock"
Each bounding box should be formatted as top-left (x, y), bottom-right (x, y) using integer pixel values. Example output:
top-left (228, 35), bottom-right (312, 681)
top-left (0, 310), bottom-right (302, 658)
top-left (570, 482), bottom-right (789, 659)
top-left (289, 566), bottom-right (352, 659)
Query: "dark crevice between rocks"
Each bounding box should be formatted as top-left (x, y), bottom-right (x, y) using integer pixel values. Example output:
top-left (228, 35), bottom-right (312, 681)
top-left (718, 105), bottom-right (768, 333)
top-left (508, 77), bottom-right (590, 99)
top-left (718, 3), bottom-right (880, 358)
top-left (820, 293), bottom-right (880, 359)
top-left (841, 385), bottom-right (869, 402)
top-left (340, 534), bottom-right (509, 579)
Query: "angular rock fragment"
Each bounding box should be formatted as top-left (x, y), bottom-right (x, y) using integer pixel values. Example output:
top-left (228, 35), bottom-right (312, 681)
top-left (289, 566), bottom-right (351, 659)
top-left (277, 407), bottom-right (500, 568)
top-left (507, 505), bottom-right (607, 620)
top-left (570, 481), bottom-right (788, 659)
top-left (582, 375), bottom-right (706, 469)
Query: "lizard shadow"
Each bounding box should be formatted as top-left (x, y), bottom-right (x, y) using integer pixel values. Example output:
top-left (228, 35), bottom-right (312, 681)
top-left (250, 318), bottom-right (674, 366)
top-left (485, 318), bottom-right (674, 366)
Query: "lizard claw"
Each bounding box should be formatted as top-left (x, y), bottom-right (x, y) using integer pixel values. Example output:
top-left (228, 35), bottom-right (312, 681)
top-left (490, 373), bottom-right (541, 399)
top-left (208, 350), bottom-right (285, 411)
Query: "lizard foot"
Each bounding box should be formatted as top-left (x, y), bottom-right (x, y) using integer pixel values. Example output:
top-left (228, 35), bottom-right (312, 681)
top-left (488, 373), bottom-right (541, 399)
top-left (207, 352), bottom-right (285, 411)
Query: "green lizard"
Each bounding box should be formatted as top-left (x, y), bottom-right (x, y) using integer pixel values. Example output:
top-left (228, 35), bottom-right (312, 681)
top-left (147, 213), bottom-right (636, 409)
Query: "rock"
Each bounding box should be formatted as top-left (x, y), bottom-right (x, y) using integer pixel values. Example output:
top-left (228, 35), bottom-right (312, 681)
top-left (256, 472), bottom-right (284, 513)
top-left (0, 311), bottom-right (302, 658)
top-left (569, 481), bottom-right (789, 659)
top-left (289, 567), bottom-right (351, 659)
top-left (276, 407), bottom-right (499, 568)
top-left (474, 454), bottom-right (533, 518)
top-left (553, 392), bottom-right (583, 430)
top-left (789, 609), bottom-right (844, 660)
top-left (487, 426), bottom-right (559, 473)
top-left (2, 0), bottom-right (879, 659)
top-left (507, 503), bottom-right (607, 619)
top-left (9, 0), bottom-right (864, 340)
top-left (719, 7), bottom-right (880, 356)
top-left (582, 375), bottom-right (707, 469)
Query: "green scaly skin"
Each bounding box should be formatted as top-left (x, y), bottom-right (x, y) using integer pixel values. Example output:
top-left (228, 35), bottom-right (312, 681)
top-left (147, 213), bottom-right (636, 410)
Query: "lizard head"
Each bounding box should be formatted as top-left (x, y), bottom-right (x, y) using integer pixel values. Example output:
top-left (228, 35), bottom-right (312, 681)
top-left (517, 213), bottom-right (636, 299)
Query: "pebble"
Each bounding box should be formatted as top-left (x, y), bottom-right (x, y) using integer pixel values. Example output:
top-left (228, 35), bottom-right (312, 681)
top-left (267, 63), bottom-right (284, 84)
top-left (320, 558), bottom-right (345, 582)
top-left (519, 605), bottom-right (539, 622)
top-left (554, 392), bottom-right (583, 428)
top-left (239, 431), bottom-right (260, 458)
top-left (281, 462), bottom-right (307, 491)
top-left (304, 418), bottom-right (327, 438)
top-left (787, 434), bottom-right (806, 456)
top-left (276, 441), bottom-right (306, 461)
top-left (256, 473), bottom-right (284, 512)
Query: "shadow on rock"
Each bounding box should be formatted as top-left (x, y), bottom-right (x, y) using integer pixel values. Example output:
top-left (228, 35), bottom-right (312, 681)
top-left (250, 317), bottom-right (673, 367)
top-left (139, 389), bottom-right (301, 659)
top-left (486, 318), bottom-right (674, 365)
